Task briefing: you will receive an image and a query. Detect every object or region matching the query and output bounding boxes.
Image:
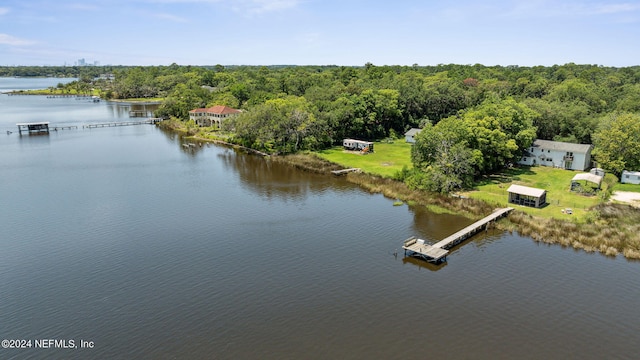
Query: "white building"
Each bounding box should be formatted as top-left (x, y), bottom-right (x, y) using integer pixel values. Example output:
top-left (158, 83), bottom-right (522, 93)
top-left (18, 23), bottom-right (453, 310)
top-left (518, 139), bottom-right (593, 171)
top-left (621, 170), bottom-right (640, 184)
top-left (404, 128), bottom-right (422, 143)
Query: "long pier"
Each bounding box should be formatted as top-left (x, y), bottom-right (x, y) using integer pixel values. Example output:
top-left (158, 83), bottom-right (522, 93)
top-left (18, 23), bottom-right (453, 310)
top-left (83, 118), bottom-right (161, 128)
top-left (403, 207), bottom-right (514, 263)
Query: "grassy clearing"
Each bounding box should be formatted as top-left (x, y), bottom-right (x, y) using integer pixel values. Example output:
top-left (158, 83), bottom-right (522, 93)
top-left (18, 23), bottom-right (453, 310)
top-left (615, 183), bottom-right (640, 192)
top-left (315, 141), bottom-right (413, 178)
top-left (461, 166), bottom-right (609, 221)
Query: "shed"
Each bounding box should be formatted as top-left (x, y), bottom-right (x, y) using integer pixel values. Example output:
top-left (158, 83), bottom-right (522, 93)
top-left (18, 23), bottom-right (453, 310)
top-left (404, 128), bottom-right (422, 143)
top-left (507, 184), bottom-right (547, 208)
top-left (621, 170), bottom-right (640, 185)
top-left (571, 173), bottom-right (603, 191)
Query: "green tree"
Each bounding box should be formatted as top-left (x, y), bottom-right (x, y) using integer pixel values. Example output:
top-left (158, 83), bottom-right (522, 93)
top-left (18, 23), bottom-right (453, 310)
top-left (461, 97), bottom-right (538, 172)
top-left (410, 118), bottom-right (476, 193)
top-left (592, 112), bottom-right (640, 175)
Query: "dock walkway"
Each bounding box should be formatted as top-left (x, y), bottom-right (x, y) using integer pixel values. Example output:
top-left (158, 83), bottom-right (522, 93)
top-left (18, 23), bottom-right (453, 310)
top-left (403, 207), bottom-right (514, 262)
top-left (331, 168), bottom-right (360, 175)
top-left (83, 118), bottom-right (160, 128)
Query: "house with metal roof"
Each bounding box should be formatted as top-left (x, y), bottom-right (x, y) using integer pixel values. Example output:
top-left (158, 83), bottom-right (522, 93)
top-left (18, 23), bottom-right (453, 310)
top-left (571, 173), bottom-right (603, 192)
top-left (507, 184), bottom-right (547, 208)
top-left (189, 105), bottom-right (241, 127)
top-left (518, 139), bottom-right (593, 171)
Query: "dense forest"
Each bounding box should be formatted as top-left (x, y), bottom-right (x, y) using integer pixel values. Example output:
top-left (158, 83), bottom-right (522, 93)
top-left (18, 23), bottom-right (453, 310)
top-left (5, 63), bottom-right (640, 192)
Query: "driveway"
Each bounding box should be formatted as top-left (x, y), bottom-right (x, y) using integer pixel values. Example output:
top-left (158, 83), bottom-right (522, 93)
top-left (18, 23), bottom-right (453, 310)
top-left (610, 191), bottom-right (640, 207)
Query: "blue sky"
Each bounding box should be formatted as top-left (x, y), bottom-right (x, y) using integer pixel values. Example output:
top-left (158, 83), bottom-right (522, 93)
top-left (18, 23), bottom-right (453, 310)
top-left (1, 0), bottom-right (639, 66)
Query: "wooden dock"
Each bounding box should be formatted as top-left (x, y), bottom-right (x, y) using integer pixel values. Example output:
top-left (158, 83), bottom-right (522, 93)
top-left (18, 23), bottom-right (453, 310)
top-left (403, 207), bottom-right (514, 262)
top-left (331, 168), bottom-right (361, 175)
top-left (83, 119), bottom-right (160, 128)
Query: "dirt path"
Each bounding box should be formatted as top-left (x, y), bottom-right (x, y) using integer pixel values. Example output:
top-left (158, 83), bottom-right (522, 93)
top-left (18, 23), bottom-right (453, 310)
top-left (610, 191), bottom-right (640, 207)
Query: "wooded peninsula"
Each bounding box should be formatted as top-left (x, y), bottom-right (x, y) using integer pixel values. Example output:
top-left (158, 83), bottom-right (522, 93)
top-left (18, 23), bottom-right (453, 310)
top-left (4, 63), bottom-right (640, 259)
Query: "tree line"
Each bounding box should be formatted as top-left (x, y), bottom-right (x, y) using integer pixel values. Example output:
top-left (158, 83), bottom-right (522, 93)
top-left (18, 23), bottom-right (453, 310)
top-left (7, 63), bottom-right (640, 189)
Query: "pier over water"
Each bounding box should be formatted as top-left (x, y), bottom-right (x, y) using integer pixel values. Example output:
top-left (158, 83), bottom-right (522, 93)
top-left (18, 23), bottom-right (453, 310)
top-left (403, 207), bottom-right (514, 263)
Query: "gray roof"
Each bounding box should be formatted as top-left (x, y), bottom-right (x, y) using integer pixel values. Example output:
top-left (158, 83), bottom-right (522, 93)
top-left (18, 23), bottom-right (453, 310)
top-left (404, 128), bottom-right (422, 136)
top-left (532, 139), bottom-right (592, 154)
top-left (572, 173), bottom-right (603, 185)
top-left (507, 184), bottom-right (547, 197)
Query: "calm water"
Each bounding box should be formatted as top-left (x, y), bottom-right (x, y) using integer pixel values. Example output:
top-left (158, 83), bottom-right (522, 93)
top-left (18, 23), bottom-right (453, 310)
top-left (1, 79), bottom-right (639, 359)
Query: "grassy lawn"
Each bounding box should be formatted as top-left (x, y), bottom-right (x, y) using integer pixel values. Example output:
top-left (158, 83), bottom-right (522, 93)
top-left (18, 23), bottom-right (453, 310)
top-left (460, 166), bottom-right (608, 221)
top-left (315, 141), bottom-right (413, 178)
top-left (614, 183), bottom-right (640, 192)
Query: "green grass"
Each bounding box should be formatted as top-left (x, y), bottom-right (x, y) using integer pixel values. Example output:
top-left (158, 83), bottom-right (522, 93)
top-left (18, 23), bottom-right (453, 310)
top-left (461, 166), bottom-right (608, 221)
top-left (614, 183), bottom-right (640, 192)
top-left (315, 141), bottom-right (413, 178)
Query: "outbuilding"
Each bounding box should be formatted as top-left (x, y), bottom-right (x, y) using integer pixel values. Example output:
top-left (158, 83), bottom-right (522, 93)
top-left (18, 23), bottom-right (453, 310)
top-left (621, 170), bottom-right (640, 185)
top-left (404, 128), bottom-right (422, 143)
top-left (507, 184), bottom-right (547, 208)
top-left (571, 173), bottom-right (603, 191)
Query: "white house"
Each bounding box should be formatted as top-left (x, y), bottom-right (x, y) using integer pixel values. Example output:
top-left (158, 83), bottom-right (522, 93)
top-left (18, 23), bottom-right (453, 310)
top-left (404, 128), bottom-right (422, 143)
top-left (621, 170), bottom-right (640, 184)
top-left (518, 139), bottom-right (593, 171)
top-left (189, 105), bottom-right (241, 127)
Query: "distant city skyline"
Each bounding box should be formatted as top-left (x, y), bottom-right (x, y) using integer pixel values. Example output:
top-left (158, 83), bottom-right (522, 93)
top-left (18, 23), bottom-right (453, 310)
top-left (1, 0), bottom-right (640, 67)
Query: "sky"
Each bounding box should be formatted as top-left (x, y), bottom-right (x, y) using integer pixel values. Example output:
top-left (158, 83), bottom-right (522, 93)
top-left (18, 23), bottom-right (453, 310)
top-left (1, 0), bottom-right (640, 67)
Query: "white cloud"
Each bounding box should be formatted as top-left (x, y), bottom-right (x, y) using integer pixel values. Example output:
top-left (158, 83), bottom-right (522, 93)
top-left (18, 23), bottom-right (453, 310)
top-left (0, 34), bottom-right (35, 46)
top-left (66, 3), bottom-right (100, 11)
top-left (243, 0), bottom-right (300, 14)
top-left (590, 3), bottom-right (640, 15)
top-left (152, 12), bottom-right (188, 22)
top-left (0, 7), bottom-right (9, 15)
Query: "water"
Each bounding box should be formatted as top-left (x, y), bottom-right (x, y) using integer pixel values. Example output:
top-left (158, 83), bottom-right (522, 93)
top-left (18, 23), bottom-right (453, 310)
top-left (1, 79), bottom-right (639, 359)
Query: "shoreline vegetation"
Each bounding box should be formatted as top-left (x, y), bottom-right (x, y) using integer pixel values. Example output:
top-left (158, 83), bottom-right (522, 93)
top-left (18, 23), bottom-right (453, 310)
top-left (158, 120), bottom-right (640, 261)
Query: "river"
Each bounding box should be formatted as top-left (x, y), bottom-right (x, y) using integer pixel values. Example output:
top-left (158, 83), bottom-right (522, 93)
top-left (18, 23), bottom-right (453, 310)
top-left (1, 78), bottom-right (639, 359)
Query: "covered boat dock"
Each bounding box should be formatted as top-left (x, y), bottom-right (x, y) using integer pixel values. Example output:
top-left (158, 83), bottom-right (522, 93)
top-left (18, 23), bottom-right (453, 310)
top-left (17, 122), bottom-right (50, 134)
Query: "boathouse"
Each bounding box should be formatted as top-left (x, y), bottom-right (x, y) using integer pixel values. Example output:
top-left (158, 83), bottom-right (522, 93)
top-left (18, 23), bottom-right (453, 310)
top-left (17, 122), bottom-right (50, 134)
top-left (507, 184), bottom-right (547, 208)
top-left (343, 139), bottom-right (374, 152)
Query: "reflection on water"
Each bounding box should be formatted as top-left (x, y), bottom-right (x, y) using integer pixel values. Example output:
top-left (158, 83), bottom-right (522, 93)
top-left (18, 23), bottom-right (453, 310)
top-left (402, 255), bottom-right (448, 271)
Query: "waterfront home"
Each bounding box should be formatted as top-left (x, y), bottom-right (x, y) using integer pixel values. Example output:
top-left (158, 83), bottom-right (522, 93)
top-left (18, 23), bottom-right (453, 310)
top-left (404, 128), bottom-right (422, 143)
top-left (518, 139), bottom-right (593, 171)
top-left (343, 139), bottom-right (374, 153)
top-left (507, 184), bottom-right (547, 208)
top-left (621, 170), bottom-right (640, 184)
top-left (189, 105), bottom-right (241, 127)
